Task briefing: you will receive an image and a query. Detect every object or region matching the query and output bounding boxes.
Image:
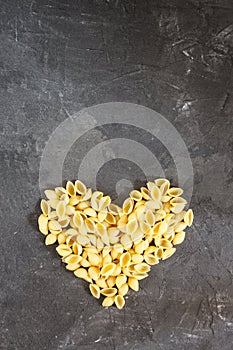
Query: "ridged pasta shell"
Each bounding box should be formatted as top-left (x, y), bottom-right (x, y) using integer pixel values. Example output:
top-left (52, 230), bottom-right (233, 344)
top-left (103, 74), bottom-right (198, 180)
top-left (48, 198), bottom-right (59, 209)
top-left (105, 212), bottom-right (116, 225)
top-left (65, 262), bottom-right (81, 271)
top-left (107, 276), bottom-right (116, 288)
top-left (160, 180), bottom-right (170, 196)
top-left (115, 295), bottom-right (125, 309)
top-left (102, 253), bottom-right (112, 265)
top-left (144, 254), bottom-right (159, 265)
top-left (162, 247), bottom-right (176, 260)
top-left (58, 217), bottom-right (70, 228)
top-left (76, 201), bottom-right (90, 210)
top-left (118, 283), bottom-right (129, 296)
top-left (73, 212), bottom-right (84, 228)
top-left (111, 263), bottom-right (121, 277)
top-left (102, 296), bottom-right (115, 307)
top-left (85, 218), bottom-right (96, 233)
top-left (174, 222), bottom-right (187, 232)
top-left (101, 263), bottom-right (116, 277)
top-left (88, 266), bottom-right (100, 280)
top-left (65, 205), bottom-right (75, 216)
top-left (167, 187), bottom-right (183, 197)
top-left (96, 277), bottom-right (108, 288)
top-left (75, 180), bottom-right (87, 195)
top-left (150, 185), bottom-right (161, 202)
top-left (87, 252), bottom-right (100, 266)
top-left (141, 187), bottom-right (151, 200)
top-left (145, 209), bottom-right (156, 226)
top-left (44, 190), bottom-right (57, 200)
top-left (101, 288), bottom-right (117, 297)
top-left (120, 252), bottom-right (131, 267)
top-left (91, 191), bottom-right (103, 210)
top-left (48, 220), bottom-right (62, 232)
top-left (74, 268), bottom-right (92, 282)
top-left (82, 188), bottom-right (92, 201)
top-left (38, 214), bottom-right (48, 235)
top-left (128, 277), bottom-right (139, 291)
top-left (45, 233), bottom-right (57, 245)
top-left (89, 284), bottom-right (100, 299)
top-left (126, 219), bottom-right (138, 235)
top-left (41, 199), bottom-right (50, 216)
top-left (158, 221), bottom-right (168, 235)
top-left (72, 242), bottom-right (82, 255)
top-left (184, 209), bottom-right (193, 227)
top-left (173, 231), bottom-right (185, 245)
top-left (131, 231), bottom-right (143, 244)
top-left (134, 263), bottom-right (150, 273)
top-left (56, 244), bottom-right (72, 257)
top-left (76, 234), bottom-right (90, 246)
top-left (122, 198), bottom-right (134, 215)
top-left (58, 232), bottom-right (66, 244)
top-left (130, 190), bottom-right (142, 201)
top-left (154, 178), bottom-right (168, 187)
top-left (102, 246), bottom-right (112, 258)
top-left (69, 196), bottom-right (80, 206)
top-left (132, 272), bottom-right (148, 280)
top-left (170, 203), bottom-right (186, 214)
top-left (66, 181), bottom-right (75, 197)
top-left (98, 210), bottom-right (107, 222)
top-left (83, 207), bottom-right (97, 217)
top-left (98, 196), bottom-right (111, 211)
top-left (96, 222), bottom-right (107, 236)
top-left (80, 258), bottom-right (90, 268)
top-left (64, 254), bottom-right (82, 265)
top-left (116, 274), bottom-right (127, 288)
top-left (131, 254), bottom-right (144, 264)
top-left (55, 187), bottom-right (67, 197)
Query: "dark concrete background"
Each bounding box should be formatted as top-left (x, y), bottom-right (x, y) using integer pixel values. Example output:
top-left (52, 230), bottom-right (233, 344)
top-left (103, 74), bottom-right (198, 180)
top-left (0, 1), bottom-right (233, 349)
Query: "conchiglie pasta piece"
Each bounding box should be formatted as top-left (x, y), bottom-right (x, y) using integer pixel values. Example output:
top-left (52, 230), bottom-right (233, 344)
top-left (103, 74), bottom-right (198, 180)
top-left (134, 263), bottom-right (150, 273)
top-left (88, 266), bottom-right (100, 280)
top-left (154, 178), bottom-right (168, 187)
top-left (160, 180), bottom-right (170, 195)
top-left (120, 252), bottom-right (131, 267)
top-left (48, 220), bottom-right (62, 232)
top-left (56, 244), bottom-right (72, 257)
top-left (146, 200), bottom-right (161, 210)
top-left (96, 222), bottom-right (107, 236)
top-left (102, 296), bottom-right (115, 307)
top-left (98, 210), bottom-right (107, 222)
top-left (41, 199), bottom-right (50, 216)
top-left (130, 190), bottom-right (142, 201)
top-left (87, 253), bottom-right (100, 266)
top-left (85, 218), bottom-right (96, 233)
top-left (55, 186), bottom-right (67, 196)
top-left (122, 198), bottom-right (134, 215)
top-left (38, 214), bottom-right (48, 235)
top-left (107, 276), bottom-right (116, 288)
top-left (82, 187), bottom-right (92, 200)
top-left (74, 268), bottom-right (92, 282)
top-left (65, 263), bottom-right (81, 271)
top-left (98, 196), bottom-right (111, 211)
top-left (91, 191), bottom-right (103, 210)
top-left (96, 277), bottom-right (108, 289)
top-left (102, 253), bottom-right (112, 265)
top-left (184, 209), bottom-right (194, 227)
top-left (58, 232), bottom-right (66, 244)
top-left (115, 295), bottom-right (125, 309)
top-left (141, 187), bottom-right (151, 200)
top-left (131, 231), bottom-right (143, 245)
top-left (111, 263), bottom-right (122, 277)
top-left (69, 196), bottom-right (80, 206)
top-left (76, 234), bottom-right (90, 246)
top-left (118, 283), bottom-right (129, 296)
top-left (170, 197), bottom-right (187, 206)
top-left (96, 237), bottom-right (104, 250)
top-left (144, 254), bottom-right (159, 265)
top-left (108, 203), bottom-right (121, 215)
top-left (101, 263), bottom-right (116, 277)
top-left (150, 185), bottom-right (161, 202)
top-left (72, 242), bottom-right (82, 255)
top-left (48, 198), bottom-right (59, 209)
top-left (132, 272), bottom-right (148, 280)
top-left (45, 233), bottom-right (57, 245)
top-left (76, 201), bottom-right (90, 210)
top-left (126, 219), bottom-right (138, 235)
top-left (173, 231), bottom-right (186, 245)
top-left (158, 220), bottom-right (168, 235)
top-left (145, 209), bottom-right (156, 226)
top-left (66, 181), bottom-right (75, 197)
top-left (75, 180), bottom-right (87, 195)
top-left (168, 187), bottom-right (183, 197)
top-left (116, 274), bottom-right (127, 289)
top-left (131, 254), bottom-right (144, 264)
top-left (128, 277), bottom-right (139, 291)
top-left (64, 254), bottom-right (82, 265)
top-left (89, 284), bottom-right (100, 299)
top-left (83, 207), bottom-right (97, 217)
top-left (73, 212), bottom-right (84, 228)
top-left (162, 247), bottom-right (176, 260)
top-left (174, 222), bottom-right (187, 232)
top-left (44, 190), bottom-right (57, 200)
top-left (101, 288), bottom-right (117, 297)
top-left (56, 201), bottom-right (66, 218)
top-left (158, 238), bottom-right (173, 249)
top-left (105, 212), bottom-right (116, 225)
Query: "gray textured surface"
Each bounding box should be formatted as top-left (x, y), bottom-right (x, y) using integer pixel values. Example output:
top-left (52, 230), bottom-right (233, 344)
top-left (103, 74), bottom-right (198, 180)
top-left (1, 1), bottom-right (233, 349)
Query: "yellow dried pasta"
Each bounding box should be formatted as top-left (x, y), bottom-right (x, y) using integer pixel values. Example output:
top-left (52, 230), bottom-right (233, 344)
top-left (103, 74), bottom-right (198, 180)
top-left (38, 178), bottom-right (194, 309)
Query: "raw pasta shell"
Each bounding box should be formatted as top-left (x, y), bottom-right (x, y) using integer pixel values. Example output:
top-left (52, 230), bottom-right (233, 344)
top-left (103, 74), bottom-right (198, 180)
top-left (102, 296), bottom-right (115, 307)
top-left (45, 233), bottom-right (57, 245)
top-left (101, 288), bottom-right (117, 297)
top-left (128, 277), bottom-right (139, 291)
top-left (115, 295), bottom-right (125, 309)
top-left (118, 283), bottom-right (129, 296)
top-left (66, 181), bottom-right (76, 197)
top-left (89, 284), bottom-right (100, 299)
top-left (184, 209), bottom-right (194, 227)
top-left (75, 180), bottom-right (87, 195)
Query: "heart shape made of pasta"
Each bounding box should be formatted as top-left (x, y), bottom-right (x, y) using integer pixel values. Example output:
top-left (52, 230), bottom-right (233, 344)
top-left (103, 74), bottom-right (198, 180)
top-left (38, 178), bottom-right (193, 309)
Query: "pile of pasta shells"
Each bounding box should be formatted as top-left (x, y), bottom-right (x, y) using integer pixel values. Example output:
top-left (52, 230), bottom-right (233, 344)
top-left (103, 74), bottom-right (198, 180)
top-left (38, 178), bottom-right (193, 309)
